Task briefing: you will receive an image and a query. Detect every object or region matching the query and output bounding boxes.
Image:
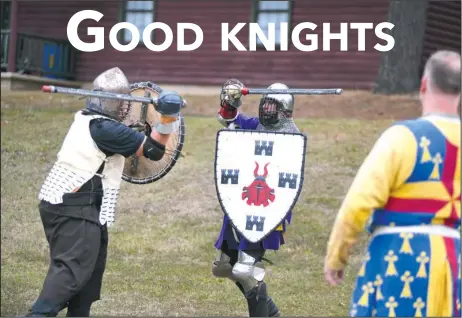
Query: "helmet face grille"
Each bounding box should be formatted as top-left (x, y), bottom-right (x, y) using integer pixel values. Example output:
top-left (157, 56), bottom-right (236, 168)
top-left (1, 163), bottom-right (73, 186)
top-left (258, 83), bottom-right (294, 126)
top-left (259, 97), bottom-right (281, 126)
top-left (86, 67), bottom-right (131, 121)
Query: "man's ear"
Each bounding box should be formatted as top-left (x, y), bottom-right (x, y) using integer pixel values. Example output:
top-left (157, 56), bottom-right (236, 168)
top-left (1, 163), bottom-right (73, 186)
top-left (420, 76), bottom-right (428, 94)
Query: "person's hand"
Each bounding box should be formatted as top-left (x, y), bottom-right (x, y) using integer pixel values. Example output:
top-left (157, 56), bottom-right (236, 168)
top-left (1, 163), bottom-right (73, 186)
top-left (324, 264), bottom-right (344, 286)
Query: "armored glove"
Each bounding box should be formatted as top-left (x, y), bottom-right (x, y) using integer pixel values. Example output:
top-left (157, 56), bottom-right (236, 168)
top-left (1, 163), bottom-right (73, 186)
top-left (218, 101), bottom-right (239, 127)
top-left (218, 79), bottom-right (244, 127)
top-left (220, 78), bottom-right (244, 109)
top-left (154, 90), bottom-right (183, 134)
top-left (219, 102), bottom-right (238, 119)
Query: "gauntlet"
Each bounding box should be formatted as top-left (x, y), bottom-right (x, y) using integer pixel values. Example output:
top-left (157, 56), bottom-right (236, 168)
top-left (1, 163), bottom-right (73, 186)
top-left (154, 90), bottom-right (183, 134)
top-left (217, 79), bottom-right (244, 127)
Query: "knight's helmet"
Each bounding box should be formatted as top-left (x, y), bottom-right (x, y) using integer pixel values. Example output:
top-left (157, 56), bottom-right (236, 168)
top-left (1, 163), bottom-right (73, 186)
top-left (85, 67), bottom-right (131, 121)
top-left (220, 78), bottom-right (244, 108)
top-left (259, 82), bottom-right (294, 126)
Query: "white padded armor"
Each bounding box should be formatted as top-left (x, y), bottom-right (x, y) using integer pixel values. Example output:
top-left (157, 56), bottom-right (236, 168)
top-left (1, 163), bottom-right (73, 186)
top-left (38, 110), bottom-right (126, 227)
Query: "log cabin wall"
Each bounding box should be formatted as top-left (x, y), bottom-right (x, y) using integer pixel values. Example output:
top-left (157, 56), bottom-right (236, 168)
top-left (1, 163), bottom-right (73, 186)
top-left (15, 0), bottom-right (393, 88)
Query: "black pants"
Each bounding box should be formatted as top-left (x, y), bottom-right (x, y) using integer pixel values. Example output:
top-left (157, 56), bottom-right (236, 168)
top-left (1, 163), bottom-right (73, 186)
top-left (29, 200), bottom-right (108, 317)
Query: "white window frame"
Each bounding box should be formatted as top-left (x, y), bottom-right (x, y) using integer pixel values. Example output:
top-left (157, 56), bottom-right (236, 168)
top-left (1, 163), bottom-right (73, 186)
top-left (251, 0), bottom-right (293, 48)
top-left (119, 0), bottom-right (156, 45)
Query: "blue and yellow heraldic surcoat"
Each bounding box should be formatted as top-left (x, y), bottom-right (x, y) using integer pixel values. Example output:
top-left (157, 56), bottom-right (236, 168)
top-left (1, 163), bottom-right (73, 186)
top-left (326, 114), bottom-right (460, 317)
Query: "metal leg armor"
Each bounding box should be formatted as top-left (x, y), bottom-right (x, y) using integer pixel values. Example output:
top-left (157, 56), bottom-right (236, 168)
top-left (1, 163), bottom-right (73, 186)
top-left (231, 250), bottom-right (269, 317)
top-left (212, 248), bottom-right (280, 317)
top-left (212, 249), bottom-right (236, 280)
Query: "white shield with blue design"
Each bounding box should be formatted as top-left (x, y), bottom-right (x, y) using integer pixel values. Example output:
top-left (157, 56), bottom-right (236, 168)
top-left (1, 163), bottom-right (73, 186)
top-left (214, 129), bottom-right (307, 243)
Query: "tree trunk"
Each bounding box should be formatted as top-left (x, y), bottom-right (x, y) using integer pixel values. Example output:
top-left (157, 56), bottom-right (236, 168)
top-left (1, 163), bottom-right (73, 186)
top-left (374, 0), bottom-right (429, 94)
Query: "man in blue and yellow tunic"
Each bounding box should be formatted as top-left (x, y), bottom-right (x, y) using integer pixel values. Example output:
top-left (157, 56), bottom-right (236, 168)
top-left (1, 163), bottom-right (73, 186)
top-left (324, 50), bottom-right (461, 317)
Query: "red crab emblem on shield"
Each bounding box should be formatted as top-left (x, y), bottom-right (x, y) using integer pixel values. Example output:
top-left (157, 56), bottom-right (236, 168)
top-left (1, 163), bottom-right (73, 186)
top-left (242, 162), bottom-right (275, 207)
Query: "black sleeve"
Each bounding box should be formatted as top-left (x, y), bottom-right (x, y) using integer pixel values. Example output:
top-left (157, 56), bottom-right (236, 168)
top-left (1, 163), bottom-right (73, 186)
top-left (89, 118), bottom-right (146, 158)
top-left (142, 136), bottom-right (166, 161)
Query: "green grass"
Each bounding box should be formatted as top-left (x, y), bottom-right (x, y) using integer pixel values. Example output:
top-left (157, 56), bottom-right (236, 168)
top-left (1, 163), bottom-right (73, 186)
top-left (1, 96), bottom-right (394, 316)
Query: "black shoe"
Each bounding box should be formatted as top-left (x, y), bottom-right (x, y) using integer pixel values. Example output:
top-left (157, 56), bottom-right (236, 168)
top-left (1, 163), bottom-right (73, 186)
top-left (267, 297), bottom-right (281, 317)
top-left (245, 282), bottom-right (269, 317)
top-left (237, 281), bottom-right (280, 316)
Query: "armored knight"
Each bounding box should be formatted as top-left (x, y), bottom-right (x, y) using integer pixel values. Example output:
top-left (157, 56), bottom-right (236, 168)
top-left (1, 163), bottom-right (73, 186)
top-left (27, 67), bottom-right (183, 317)
top-left (212, 79), bottom-right (300, 317)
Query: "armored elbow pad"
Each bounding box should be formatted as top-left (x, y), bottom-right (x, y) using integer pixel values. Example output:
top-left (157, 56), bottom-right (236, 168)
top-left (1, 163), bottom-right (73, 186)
top-left (143, 136), bottom-right (166, 161)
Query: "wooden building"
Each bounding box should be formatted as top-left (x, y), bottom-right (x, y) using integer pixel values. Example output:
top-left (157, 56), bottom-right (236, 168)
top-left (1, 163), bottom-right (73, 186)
top-left (1, 0), bottom-right (460, 91)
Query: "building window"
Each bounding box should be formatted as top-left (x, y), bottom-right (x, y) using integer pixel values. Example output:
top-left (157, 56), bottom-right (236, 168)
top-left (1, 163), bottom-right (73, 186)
top-left (119, 0), bottom-right (156, 44)
top-left (1, 1), bottom-right (11, 30)
top-left (1, 1), bottom-right (11, 71)
top-left (252, 0), bottom-right (292, 47)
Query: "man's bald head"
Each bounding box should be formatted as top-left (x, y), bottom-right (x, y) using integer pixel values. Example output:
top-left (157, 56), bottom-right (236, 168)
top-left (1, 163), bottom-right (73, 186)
top-left (423, 50), bottom-right (461, 95)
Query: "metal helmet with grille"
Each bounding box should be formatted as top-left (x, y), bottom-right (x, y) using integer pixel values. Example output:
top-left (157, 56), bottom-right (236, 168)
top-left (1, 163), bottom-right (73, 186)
top-left (220, 78), bottom-right (244, 108)
top-left (258, 83), bottom-right (294, 126)
top-left (85, 67), bottom-right (131, 121)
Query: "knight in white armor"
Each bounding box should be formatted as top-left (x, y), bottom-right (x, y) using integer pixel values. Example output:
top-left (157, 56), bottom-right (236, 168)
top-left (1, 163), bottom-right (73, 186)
top-left (212, 79), bottom-right (300, 317)
top-left (26, 67), bottom-right (183, 317)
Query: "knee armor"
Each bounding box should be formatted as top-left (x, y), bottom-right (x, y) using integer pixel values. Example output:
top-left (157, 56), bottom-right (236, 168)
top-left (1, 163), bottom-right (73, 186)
top-left (231, 250), bottom-right (266, 292)
top-left (212, 249), bottom-right (234, 279)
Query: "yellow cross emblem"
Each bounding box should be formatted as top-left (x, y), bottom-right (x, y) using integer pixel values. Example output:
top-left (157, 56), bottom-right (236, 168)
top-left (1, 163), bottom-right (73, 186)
top-left (429, 152), bottom-right (443, 180)
top-left (413, 298), bottom-right (425, 317)
top-left (399, 232), bottom-right (414, 254)
top-left (419, 136), bottom-right (432, 163)
top-left (386, 296), bottom-right (398, 317)
top-left (374, 275), bottom-right (384, 301)
top-left (400, 271), bottom-right (414, 298)
top-left (358, 282), bottom-right (375, 307)
top-left (384, 250), bottom-right (398, 276)
top-left (416, 251), bottom-right (429, 278)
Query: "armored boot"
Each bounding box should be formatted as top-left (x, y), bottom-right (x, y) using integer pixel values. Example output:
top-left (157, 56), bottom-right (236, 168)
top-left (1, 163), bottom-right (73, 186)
top-left (266, 297), bottom-right (281, 317)
top-left (24, 300), bottom-right (68, 317)
top-left (245, 281), bottom-right (271, 317)
top-left (236, 282), bottom-right (280, 317)
top-left (244, 281), bottom-right (269, 317)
